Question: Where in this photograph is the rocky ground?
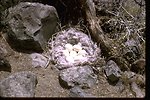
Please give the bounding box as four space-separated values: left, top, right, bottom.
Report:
0 33 69 97
0 0 145 98
0 30 145 97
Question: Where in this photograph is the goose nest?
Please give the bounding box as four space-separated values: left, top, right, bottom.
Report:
48 28 101 70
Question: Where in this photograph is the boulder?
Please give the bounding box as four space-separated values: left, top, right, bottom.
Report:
1 2 59 52
0 71 37 97
0 0 42 30
59 65 97 89
104 60 122 84
0 0 42 15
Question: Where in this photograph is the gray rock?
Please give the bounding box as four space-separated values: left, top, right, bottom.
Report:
59 66 97 89
0 0 42 30
2 2 58 52
0 57 11 72
69 86 96 97
30 53 49 68
131 82 144 98
104 60 122 84
114 80 125 93
0 47 11 72
0 0 41 12
123 39 141 63
0 71 37 97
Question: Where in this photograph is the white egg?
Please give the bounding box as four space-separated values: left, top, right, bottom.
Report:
62 50 70 57
74 55 84 61
78 50 87 56
65 43 73 52
70 50 77 58
73 44 82 52
66 56 74 63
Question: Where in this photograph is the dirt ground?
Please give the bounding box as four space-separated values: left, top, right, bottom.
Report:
0 32 137 97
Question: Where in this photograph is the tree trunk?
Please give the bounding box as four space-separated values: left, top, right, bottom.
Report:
79 0 130 71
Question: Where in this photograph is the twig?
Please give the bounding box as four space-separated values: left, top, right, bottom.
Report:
105 10 119 17
57 22 62 31
101 18 115 26
59 0 67 7
44 55 51 68
81 23 92 41
1 33 7 42
137 32 145 43
125 26 131 41
120 5 135 19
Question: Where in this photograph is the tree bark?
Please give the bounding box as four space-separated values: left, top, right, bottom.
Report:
79 0 130 71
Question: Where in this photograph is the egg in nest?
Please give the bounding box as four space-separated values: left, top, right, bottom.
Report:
65 43 73 52
73 43 82 52
63 43 88 63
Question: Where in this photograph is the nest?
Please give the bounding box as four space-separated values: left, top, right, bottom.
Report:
48 28 101 70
